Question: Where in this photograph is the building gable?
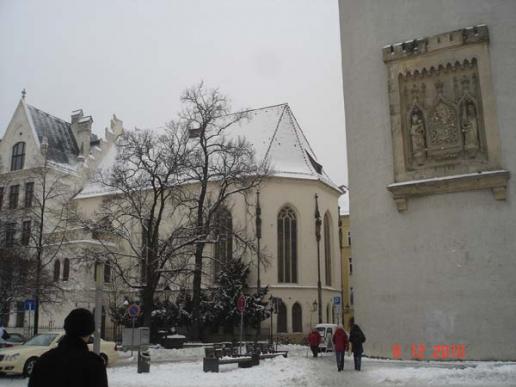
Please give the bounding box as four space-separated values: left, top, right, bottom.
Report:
0 99 43 172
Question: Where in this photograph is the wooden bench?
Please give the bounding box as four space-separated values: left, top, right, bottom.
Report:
245 343 289 360
203 346 259 372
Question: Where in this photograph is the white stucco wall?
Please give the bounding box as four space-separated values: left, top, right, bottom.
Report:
339 0 516 360
73 176 343 336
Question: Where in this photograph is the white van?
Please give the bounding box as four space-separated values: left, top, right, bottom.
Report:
315 323 338 352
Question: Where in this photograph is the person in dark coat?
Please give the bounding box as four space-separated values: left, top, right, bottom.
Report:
348 317 366 371
307 329 322 357
332 325 349 372
28 308 108 387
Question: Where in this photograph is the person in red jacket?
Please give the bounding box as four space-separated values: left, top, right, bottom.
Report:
307 329 322 357
332 326 349 371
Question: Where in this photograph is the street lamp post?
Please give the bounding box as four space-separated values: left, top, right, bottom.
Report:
314 194 323 324
94 261 104 355
256 190 262 338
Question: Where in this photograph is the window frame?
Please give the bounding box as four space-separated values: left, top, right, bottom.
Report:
11 142 26 171
9 185 19 209
5 222 16 247
292 302 303 333
277 206 298 283
24 182 34 208
62 258 70 281
53 260 61 282
213 208 233 280
21 220 31 246
277 301 287 333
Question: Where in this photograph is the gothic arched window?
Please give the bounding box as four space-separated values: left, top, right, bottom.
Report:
277 301 287 333
53 260 61 282
62 258 70 281
214 208 233 280
324 212 332 286
11 142 25 171
292 302 303 333
277 206 297 283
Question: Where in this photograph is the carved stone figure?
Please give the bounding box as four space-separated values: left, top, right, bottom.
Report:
461 100 480 158
409 108 426 165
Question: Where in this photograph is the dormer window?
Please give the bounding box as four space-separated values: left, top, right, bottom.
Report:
305 150 323 174
11 142 26 171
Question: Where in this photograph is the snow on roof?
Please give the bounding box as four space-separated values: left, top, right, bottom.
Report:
339 195 349 215
27 104 80 165
76 103 340 199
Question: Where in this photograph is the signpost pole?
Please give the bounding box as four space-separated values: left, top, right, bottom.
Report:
237 294 246 355
240 310 244 355
131 317 135 357
127 304 141 357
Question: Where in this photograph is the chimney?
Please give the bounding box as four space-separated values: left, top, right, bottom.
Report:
71 109 93 156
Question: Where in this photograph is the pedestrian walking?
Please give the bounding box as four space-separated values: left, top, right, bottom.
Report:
332 325 348 372
349 317 366 371
28 308 108 387
307 329 322 357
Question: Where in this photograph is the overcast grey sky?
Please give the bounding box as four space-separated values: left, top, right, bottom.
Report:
0 0 348 205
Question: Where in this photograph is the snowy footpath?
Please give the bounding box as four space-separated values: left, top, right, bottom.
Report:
2 345 515 387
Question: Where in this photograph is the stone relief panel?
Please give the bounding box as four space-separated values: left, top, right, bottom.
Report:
383 25 509 211
399 59 486 170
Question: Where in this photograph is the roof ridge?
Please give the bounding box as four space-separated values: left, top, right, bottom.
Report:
288 107 317 158
282 105 317 175
223 102 288 118
27 104 71 125
263 105 288 163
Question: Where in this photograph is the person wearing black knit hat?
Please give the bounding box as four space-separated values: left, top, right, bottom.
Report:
28 308 108 387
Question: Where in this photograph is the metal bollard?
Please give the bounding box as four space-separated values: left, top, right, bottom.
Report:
137 348 151 373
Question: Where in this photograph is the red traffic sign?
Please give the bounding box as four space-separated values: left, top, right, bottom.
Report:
128 304 141 318
236 294 246 313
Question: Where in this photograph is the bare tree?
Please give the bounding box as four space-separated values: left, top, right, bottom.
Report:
0 143 72 335
76 83 268 337
78 128 196 327
177 83 269 339
0 247 31 325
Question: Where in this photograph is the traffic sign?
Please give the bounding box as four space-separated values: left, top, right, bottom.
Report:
24 299 35 311
333 296 341 305
128 304 141 318
236 294 246 313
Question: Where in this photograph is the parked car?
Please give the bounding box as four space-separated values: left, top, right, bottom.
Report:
315 323 339 352
0 332 119 377
0 333 26 348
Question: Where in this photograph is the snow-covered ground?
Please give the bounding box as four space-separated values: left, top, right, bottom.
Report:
2 345 515 386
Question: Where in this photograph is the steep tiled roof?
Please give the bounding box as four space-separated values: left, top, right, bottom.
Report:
27 105 79 164
77 103 340 199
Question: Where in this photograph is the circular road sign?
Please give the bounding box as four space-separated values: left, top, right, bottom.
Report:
237 294 246 313
128 304 141 318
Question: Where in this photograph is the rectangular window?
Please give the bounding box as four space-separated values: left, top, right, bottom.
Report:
349 256 353 275
15 301 24 328
0 187 4 210
347 231 351 246
5 223 16 247
21 220 31 246
9 185 19 209
104 263 111 283
24 182 34 208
